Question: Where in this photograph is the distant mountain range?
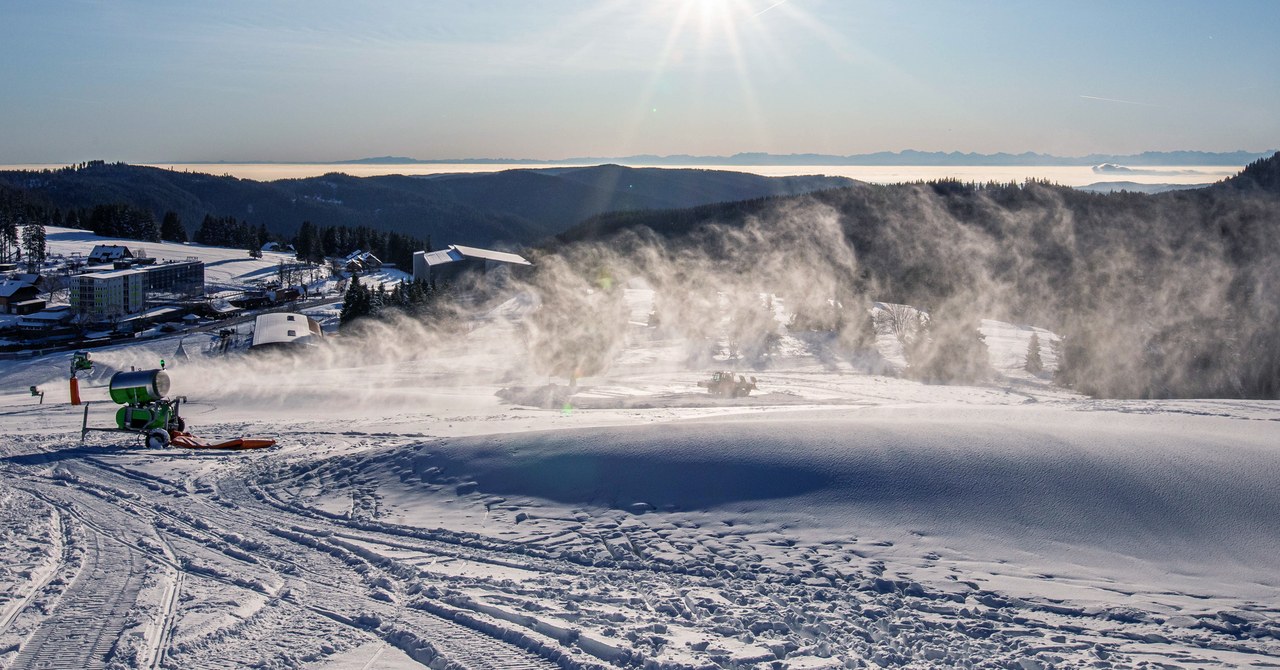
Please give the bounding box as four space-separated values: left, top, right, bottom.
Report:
332 150 1275 167
0 163 854 248
1075 182 1208 194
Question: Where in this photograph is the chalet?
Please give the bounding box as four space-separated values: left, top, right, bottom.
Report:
341 250 383 273
412 244 531 285
87 245 134 264
0 281 40 313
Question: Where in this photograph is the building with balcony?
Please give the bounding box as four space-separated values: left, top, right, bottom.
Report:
71 268 145 321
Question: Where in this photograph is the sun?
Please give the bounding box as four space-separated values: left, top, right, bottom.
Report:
604 0 812 153
683 0 750 42
694 0 736 25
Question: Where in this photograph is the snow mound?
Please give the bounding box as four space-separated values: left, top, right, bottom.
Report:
330 407 1280 570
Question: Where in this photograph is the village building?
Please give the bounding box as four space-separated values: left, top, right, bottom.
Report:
17 305 75 331
0 281 41 314
141 259 205 296
340 250 383 273
70 268 146 320
87 244 134 265
411 244 531 285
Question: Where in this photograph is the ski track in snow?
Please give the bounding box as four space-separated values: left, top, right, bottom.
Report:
1 380 1277 669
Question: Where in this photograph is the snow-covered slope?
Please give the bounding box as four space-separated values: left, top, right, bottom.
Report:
0 277 1277 669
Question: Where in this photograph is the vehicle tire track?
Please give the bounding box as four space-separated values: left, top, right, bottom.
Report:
10 523 146 670
0 506 67 638
60 453 585 669
146 533 183 670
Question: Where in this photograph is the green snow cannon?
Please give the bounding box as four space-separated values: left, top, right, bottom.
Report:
115 403 175 431
109 369 171 405
72 350 93 374
82 369 187 448
108 369 184 435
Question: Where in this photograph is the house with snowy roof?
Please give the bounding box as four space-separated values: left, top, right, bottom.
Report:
17 305 74 331
87 245 134 264
0 280 41 314
340 250 382 273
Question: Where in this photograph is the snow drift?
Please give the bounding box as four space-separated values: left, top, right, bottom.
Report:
311 406 1280 575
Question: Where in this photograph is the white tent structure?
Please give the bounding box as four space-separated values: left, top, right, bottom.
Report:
250 312 323 350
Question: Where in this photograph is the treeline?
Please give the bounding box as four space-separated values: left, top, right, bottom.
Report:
193 214 263 251
0 186 175 243
339 276 451 328
0 180 431 271
0 186 59 269
0 183 189 248
293 221 428 269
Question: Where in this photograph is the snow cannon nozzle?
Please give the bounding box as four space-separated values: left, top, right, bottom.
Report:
108 369 171 405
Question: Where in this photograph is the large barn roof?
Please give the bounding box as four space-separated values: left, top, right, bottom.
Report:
423 245 531 268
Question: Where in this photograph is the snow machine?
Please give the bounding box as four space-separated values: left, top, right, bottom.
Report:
69 350 93 405
80 368 275 450
697 371 758 398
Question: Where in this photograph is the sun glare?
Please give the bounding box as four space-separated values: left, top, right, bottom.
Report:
606 0 819 154
695 0 735 25
681 0 749 42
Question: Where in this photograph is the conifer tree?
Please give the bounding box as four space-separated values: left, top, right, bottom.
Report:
160 211 187 242
1025 332 1044 373
21 221 46 273
0 211 17 263
339 275 371 328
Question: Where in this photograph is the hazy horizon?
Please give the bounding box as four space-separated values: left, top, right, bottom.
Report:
2 1 1277 163
0 161 1246 188
9 147 1276 166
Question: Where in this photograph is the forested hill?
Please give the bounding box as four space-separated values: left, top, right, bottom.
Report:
558 153 1280 399
1216 152 1280 192
0 162 854 247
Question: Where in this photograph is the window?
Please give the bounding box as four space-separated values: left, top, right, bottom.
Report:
287 330 296 336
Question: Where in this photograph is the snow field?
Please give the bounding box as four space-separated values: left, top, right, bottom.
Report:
1 242 1279 667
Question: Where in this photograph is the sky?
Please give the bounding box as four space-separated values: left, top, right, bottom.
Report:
1 0 1277 163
